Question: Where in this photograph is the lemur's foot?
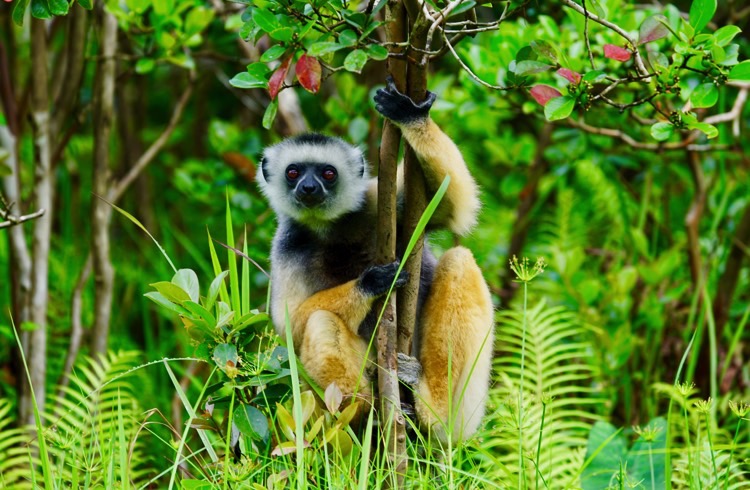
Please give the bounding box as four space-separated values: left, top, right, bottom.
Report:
397 352 422 387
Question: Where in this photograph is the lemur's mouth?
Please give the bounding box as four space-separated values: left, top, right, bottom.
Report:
296 194 325 207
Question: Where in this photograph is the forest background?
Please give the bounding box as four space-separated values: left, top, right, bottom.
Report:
1 0 750 488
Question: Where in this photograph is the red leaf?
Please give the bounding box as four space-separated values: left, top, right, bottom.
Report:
268 56 292 100
295 54 322 94
530 85 562 106
557 68 582 84
603 44 632 62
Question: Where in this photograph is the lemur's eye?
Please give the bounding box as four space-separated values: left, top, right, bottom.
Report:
286 166 300 180
321 166 337 182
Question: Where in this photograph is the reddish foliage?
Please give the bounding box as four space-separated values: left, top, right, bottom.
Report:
530 85 562 106
557 68 582 84
603 44 632 62
268 56 292 100
295 55 322 94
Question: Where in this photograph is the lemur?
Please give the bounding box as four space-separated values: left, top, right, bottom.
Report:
256 78 494 443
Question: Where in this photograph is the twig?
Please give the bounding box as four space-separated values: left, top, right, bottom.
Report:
442 31 511 90
566 118 727 151
559 0 649 77
0 206 46 228
108 80 194 203
582 0 596 70
57 256 92 397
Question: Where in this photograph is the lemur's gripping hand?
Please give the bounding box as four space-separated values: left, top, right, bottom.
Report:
358 261 409 297
374 76 436 125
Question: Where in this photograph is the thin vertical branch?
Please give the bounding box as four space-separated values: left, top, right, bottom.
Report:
396 1 431 363
90 5 118 357
376 0 408 484
26 18 53 425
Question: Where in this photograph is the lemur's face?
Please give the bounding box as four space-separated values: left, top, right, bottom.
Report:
284 162 338 208
258 134 370 229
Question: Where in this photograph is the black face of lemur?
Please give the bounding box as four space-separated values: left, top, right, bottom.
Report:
285 162 338 207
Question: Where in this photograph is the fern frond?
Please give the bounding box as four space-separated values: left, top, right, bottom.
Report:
477 301 605 487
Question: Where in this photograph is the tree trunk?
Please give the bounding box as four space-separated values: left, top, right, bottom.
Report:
90 5 118 357
26 18 53 425
396 3 430 358
376 1 408 484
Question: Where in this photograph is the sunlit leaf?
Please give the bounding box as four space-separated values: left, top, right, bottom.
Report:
714 25 741 47
343 49 368 73
650 122 673 141
689 0 716 33
728 61 750 82
689 82 718 108
513 60 553 75
544 95 576 120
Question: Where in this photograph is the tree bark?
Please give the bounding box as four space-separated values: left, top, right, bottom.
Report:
26 18 53 425
376 1 408 484
396 4 430 357
90 5 118 357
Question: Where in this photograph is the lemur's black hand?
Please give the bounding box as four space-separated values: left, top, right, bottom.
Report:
374 76 436 124
358 261 409 297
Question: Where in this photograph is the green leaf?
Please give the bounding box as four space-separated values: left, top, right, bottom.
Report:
182 301 216 327
229 72 266 89
449 0 475 17
307 42 344 57
150 282 191 304
689 0 716 33
338 29 358 47
714 25 741 47
135 58 155 74
690 82 718 108
144 292 191 317
582 70 606 83
544 96 575 121
172 269 200 303
185 6 215 36
650 122 673 141
343 49 368 73
260 45 287 63
689 121 718 139
513 60 553 75
234 404 270 442
581 422 627 490
213 343 238 374
12 0 30 25
77 0 93 9
268 27 294 42
30 0 52 19
365 44 388 61
252 8 280 32
262 99 278 130
728 61 750 82
206 270 229 313
48 0 68 16
530 40 558 63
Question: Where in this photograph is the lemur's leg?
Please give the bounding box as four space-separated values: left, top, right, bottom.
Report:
414 246 494 443
291 262 408 406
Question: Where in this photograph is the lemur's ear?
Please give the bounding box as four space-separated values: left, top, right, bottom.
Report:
258 157 268 182
358 155 366 178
